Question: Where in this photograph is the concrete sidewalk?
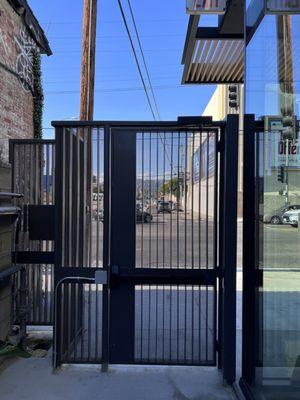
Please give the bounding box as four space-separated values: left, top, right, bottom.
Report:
0 353 235 400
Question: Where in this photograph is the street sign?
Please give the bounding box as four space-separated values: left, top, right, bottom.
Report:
186 0 227 14
266 0 300 13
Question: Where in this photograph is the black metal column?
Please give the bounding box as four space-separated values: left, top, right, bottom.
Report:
241 114 257 386
101 125 110 368
54 126 64 367
221 114 238 385
109 128 136 363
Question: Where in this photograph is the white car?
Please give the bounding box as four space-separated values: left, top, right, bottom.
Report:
282 209 300 227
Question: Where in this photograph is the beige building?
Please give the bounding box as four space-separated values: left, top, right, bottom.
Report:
186 85 244 218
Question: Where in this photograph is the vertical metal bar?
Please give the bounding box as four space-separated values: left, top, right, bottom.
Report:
54 126 65 367
102 125 110 366
169 132 174 361
222 115 238 385
191 132 195 361
140 132 144 359
218 126 225 370
205 133 209 363
176 132 180 362
198 130 202 363
241 114 256 385
177 133 180 269
109 128 136 364
141 132 144 268
149 133 152 268
184 131 188 362
162 131 166 360
213 129 219 367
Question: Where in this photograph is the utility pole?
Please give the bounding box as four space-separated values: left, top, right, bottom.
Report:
80 0 98 121
80 0 98 269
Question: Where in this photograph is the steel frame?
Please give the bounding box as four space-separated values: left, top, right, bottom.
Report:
51 117 239 384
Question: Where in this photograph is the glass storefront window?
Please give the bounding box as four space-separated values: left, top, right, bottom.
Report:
246 14 300 400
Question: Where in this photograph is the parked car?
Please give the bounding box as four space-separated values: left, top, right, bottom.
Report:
264 205 300 224
290 215 299 228
157 201 172 214
94 207 153 223
136 207 153 223
94 209 104 221
173 202 184 212
282 210 300 228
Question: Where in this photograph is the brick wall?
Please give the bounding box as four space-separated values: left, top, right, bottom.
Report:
0 0 38 164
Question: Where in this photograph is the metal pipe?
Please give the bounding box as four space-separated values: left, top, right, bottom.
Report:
53 276 95 370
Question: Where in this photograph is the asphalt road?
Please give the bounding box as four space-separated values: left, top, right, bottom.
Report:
91 211 216 269
91 212 300 270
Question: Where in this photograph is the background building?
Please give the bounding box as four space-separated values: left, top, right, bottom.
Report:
0 0 51 164
0 0 50 353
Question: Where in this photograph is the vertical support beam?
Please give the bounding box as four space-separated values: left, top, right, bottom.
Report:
101 125 110 369
218 125 225 370
109 128 136 363
222 114 238 385
53 126 64 368
241 114 256 385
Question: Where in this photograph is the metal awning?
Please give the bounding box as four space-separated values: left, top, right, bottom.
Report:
181 16 244 84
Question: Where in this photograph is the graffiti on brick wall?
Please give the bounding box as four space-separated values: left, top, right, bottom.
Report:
0 26 13 68
14 26 36 92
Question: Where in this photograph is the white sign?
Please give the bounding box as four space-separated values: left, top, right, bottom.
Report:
277 139 300 167
266 0 300 12
186 0 227 14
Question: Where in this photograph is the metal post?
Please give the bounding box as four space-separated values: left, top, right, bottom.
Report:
241 114 257 386
109 128 136 364
221 114 238 385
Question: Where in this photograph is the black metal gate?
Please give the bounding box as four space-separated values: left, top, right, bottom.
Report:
52 116 238 381
10 139 55 325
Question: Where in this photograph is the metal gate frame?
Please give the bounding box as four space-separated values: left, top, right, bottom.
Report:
9 139 55 326
51 115 238 384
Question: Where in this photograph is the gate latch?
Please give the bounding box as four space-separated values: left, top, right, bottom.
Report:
94 270 108 285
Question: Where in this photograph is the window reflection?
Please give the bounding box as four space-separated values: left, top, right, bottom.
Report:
246 14 300 400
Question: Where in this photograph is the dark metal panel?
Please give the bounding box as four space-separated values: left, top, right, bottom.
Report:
28 205 55 240
109 128 136 364
217 127 225 370
111 266 217 286
13 251 54 264
221 115 238 385
102 125 110 367
54 127 64 366
242 114 257 385
218 0 244 35
196 27 244 40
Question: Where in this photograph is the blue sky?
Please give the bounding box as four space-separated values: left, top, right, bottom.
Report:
29 0 216 139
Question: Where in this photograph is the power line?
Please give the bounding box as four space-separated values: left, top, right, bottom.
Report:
126 0 171 166
126 0 160 120
53 48 181 54
116 0 156 120
41 18 187 25
45 83 183 95
48 33 182 40
44 75 180 84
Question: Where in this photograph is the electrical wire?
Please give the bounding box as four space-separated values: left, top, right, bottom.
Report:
116 0 156 120
126 0 173 165
126 0 160 121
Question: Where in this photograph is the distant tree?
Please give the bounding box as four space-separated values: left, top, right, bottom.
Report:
159 177 180 200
